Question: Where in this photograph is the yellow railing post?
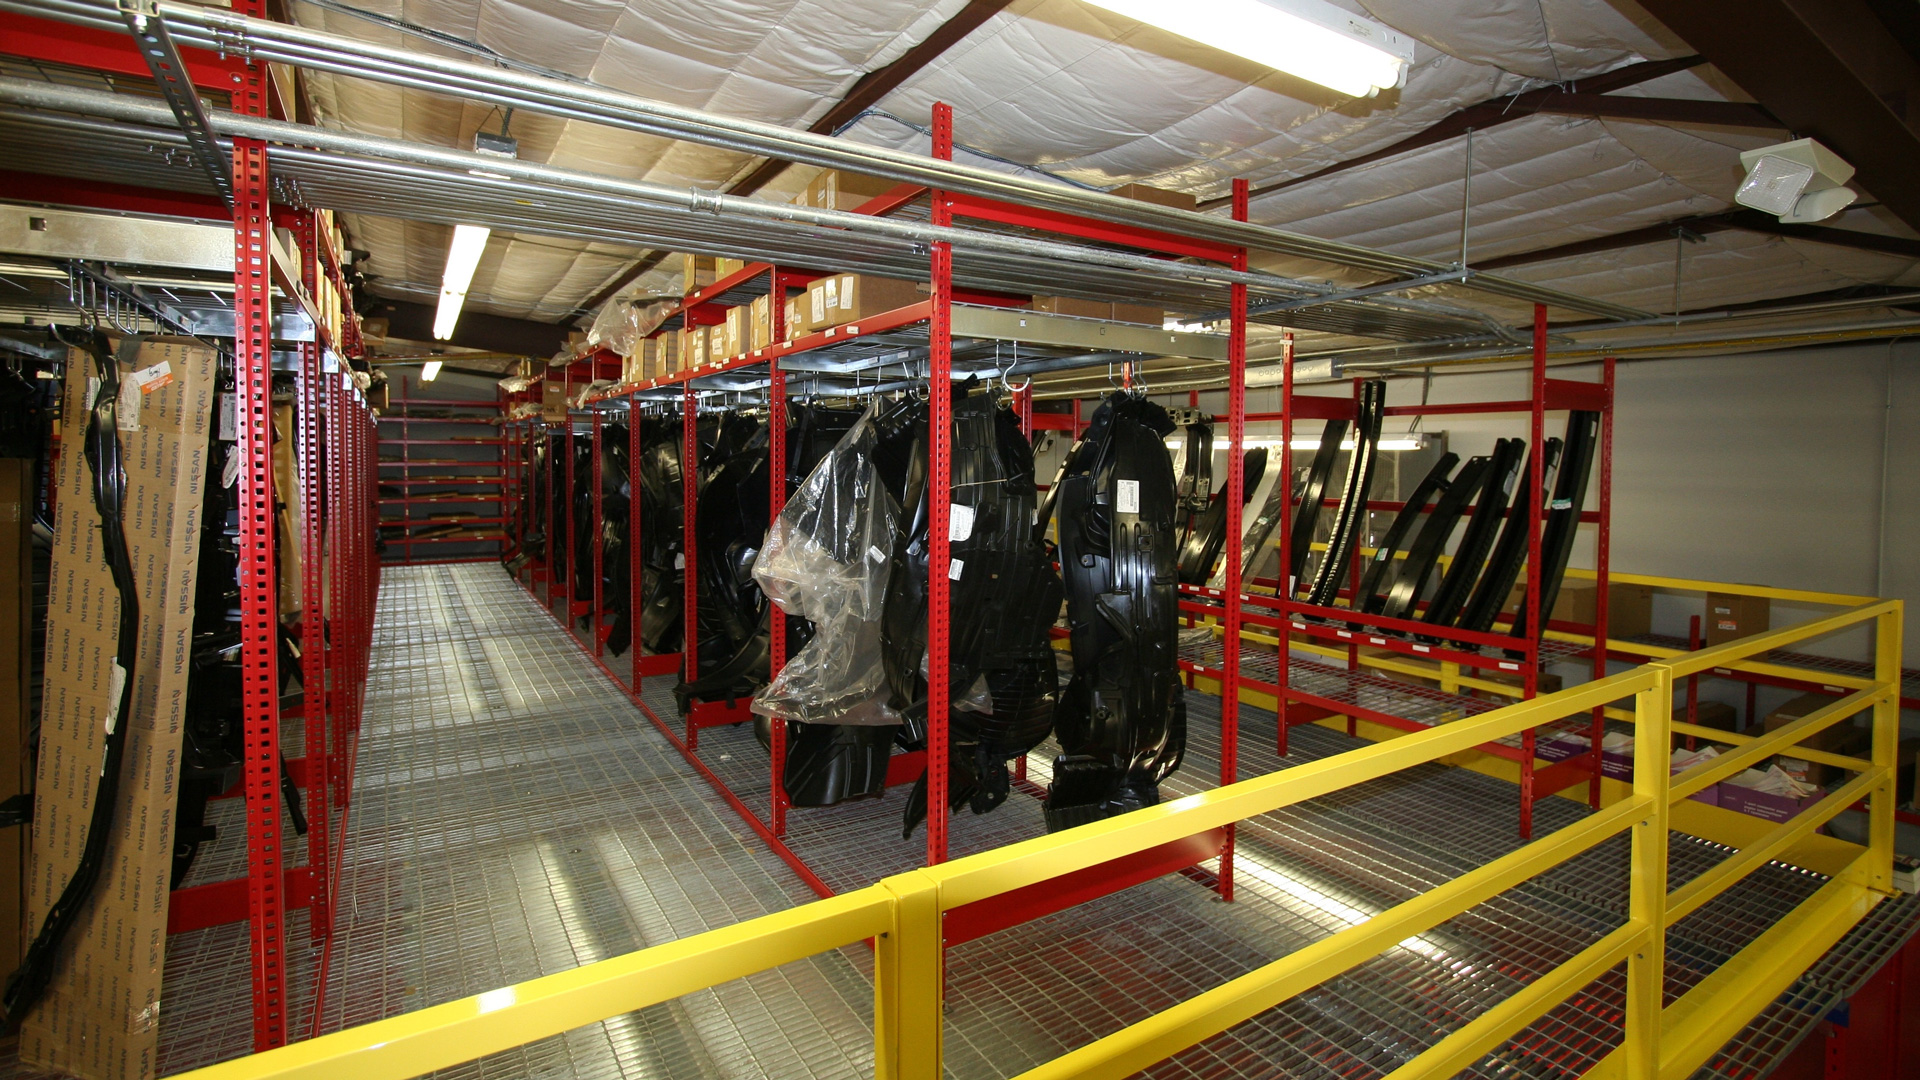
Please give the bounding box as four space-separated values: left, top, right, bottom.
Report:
875 870 943 1080
1866 606 1904 893
1624 666 1671 1080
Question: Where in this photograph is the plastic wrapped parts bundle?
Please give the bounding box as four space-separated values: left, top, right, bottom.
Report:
1044 391 1186 832
883 386 1064 837
751 404 903 806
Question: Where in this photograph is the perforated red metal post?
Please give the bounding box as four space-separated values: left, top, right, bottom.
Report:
1219 177 1249 901
769 271 790 836
1520 302 1548 840
294 212 332 941
682 382 699 743
592 410 604 657
629 394 645 688
927 101 955 866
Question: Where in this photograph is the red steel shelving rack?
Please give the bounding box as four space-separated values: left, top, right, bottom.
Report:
377 381 509 564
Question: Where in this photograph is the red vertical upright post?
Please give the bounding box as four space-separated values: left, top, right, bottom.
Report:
544 388 557 594
926 101 955 866
1519 302 1548 840
294 213 332 942
682 383 699 744
769 271 791 836
1589 356 1615 807
592 411 604 656
564 384 577 617
1219 177 1248 901
1276 332 1295 755
629 394 645 688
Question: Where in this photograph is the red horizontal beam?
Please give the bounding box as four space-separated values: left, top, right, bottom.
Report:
0 11 241 89
944 828 1229 946
0 170 230 221
948 193 1239 264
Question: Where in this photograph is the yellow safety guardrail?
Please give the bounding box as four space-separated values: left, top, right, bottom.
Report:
177 601 1903 1080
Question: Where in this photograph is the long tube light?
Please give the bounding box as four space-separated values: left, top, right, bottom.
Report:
420 359 442 382
1083 0 1414 98
1168 435 1432 452
432 223 490 340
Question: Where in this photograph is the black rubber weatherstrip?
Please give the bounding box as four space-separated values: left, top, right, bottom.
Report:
1377 455 1491 623
1176 421 1212 512
1421 437 1526 630
1509 411 1601 641
1285 418 1349 593
3 330 140 1030
1175 447 1267 586
1354 452 1459 615
1305 380 1386 607
1456 437 1562 634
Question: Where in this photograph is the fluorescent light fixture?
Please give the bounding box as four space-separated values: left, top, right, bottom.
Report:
1168 434 1431 452
1084 0 1413 98
1734 138 1856 224
420 359 443 382
432 224 491 340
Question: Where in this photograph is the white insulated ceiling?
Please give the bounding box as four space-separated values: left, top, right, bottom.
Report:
291 0 1920 330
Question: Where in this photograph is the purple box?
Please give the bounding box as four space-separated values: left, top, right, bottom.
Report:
1534 736 1585 764
1718 784 1817 822
1602 751 1632 780
1682 783 1720 808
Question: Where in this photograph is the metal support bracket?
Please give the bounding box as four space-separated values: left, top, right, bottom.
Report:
119 0 235 208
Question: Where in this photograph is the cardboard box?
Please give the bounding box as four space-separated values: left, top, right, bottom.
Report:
683 325 708 369
541 379 568 422
750 294 773 352
716 257 745 280
1706 591 1769 646
721 306 747 361
1109 181 1198 212
1030 295 1165 327
808 274 923 330
1761 693 1871 787
1505 579 1651 637
680 253 717 294
1 460 31 977
1718 783 1818 823
783 296 803 341
659 331 680 376
24 339 215 1079
806 169 897 211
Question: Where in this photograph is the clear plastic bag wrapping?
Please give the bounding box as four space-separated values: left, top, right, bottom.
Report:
752 407 903 725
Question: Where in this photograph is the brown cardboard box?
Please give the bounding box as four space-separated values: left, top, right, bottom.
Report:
716 257 746 280
23 338 215 1079
680 253 717 294
722 306 747 361
783 296 803 341
1706 592 1769 646
1109 181 1198 212
806 169 897 211
541 379 568 421
1030 295 1164 327
659 331 680 376
1 460 31 977
750 294 773 352
1504 579 1652 638
1760 693 1871 787
685 325 709 369
808 274 923 330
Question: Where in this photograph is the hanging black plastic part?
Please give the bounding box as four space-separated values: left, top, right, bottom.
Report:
1509 411 1601 642
1305 381 1386 607
1377 455 1492 623
3 330 140 1032
1175 447 1266 586
1421 437 1526 631
0 794 30 828
1456 438 1562 634
1353 452 1459 616
1286 418 1349 592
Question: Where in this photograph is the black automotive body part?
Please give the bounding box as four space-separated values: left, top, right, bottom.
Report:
884 388 1063 837
674 413 772 712
595 423 634 654
1457 438 1562 635
1420 437 1526 631
1285 419 1349 591
1377 455 1492 623
1509 411 1601 641
3 332 139 1030
635 416 686 654
1175 421 1212 512
1304 381 1386 606
1175 447 1267 586
1353 452 1459 616
1045 392 1185 832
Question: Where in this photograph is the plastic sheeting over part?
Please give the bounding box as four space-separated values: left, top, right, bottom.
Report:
752 406 902 727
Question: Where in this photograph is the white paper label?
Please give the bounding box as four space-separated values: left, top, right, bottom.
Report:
811 289 826 324
219 392 238 440
117 375 142 431
222 445 241 489
838 275 855 310
1115 479 1139 514
104 660 127 735
674 553 686 569
129 359 173 394
823 277 839 310
1550 498 1573 510
868 545 888 564
948 503 975 542
948 558 963 580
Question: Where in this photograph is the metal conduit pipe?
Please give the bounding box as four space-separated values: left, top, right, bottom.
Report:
9 0 1649 321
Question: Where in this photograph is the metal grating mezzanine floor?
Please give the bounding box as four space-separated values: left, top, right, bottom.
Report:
133 563 1919 1080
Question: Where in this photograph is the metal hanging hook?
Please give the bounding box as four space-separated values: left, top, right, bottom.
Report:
1000 341 1030 395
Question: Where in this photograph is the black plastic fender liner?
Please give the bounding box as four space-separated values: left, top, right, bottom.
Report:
1421 437 1526 630
3 331 140 1030
1509 411 1601 641
765 719 894 807
1285 419 1350 592
1354 452 1460 616
1457 438 1562 635
1377 455 1492 623
1175 448 1267 586
676 413 773 708
1305 381 1387 607
1045 392 1185 832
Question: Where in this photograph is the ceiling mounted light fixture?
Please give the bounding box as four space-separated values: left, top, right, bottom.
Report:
1083 0 1414 98
1734 138 1857 224
420 359 443 382
432 223 490 340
